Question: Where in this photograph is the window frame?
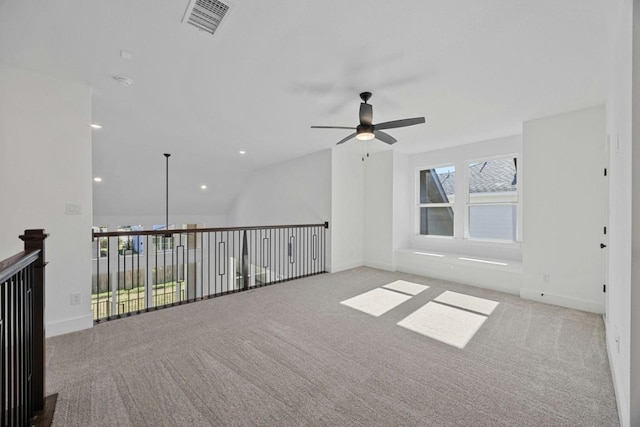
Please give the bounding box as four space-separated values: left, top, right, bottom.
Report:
415 163 456 238
415 154 521 244
464 154 520 243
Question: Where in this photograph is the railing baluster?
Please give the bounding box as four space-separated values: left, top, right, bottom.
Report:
214 232 219 296
20 269 26 425
1 272 5 427
136 237 141 313
107 237 111 319
95 235 99 321
122 239 126 316
145 235 150 312
242 230 248 291
89 223 327 322
200 232 204 299
207 232 211 297
12 274 17 425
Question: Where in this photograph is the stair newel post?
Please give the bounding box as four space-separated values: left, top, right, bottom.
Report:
19 229 48 412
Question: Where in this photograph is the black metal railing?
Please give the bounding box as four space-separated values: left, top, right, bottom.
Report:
0 229 54 426
91 222 328 322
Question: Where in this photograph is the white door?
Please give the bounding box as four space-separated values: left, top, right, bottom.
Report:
602 135 611 321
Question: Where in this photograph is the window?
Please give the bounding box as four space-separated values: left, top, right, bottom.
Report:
416 155 520 243
418 166 455 236
152 224 174 252
467 158 518 241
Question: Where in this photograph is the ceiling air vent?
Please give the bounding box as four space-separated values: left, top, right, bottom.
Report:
183 0 231 36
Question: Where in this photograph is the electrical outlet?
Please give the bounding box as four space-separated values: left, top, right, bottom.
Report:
70 293 81 306
543 273 550 283
446 264 454 270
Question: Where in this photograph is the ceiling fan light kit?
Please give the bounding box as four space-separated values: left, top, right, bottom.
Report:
311 91 425 146
356 125 375 140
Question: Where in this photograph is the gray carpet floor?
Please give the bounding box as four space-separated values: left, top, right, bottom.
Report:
46 267 620 426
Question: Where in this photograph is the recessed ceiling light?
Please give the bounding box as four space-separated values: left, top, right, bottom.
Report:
239 150 246 155
94 177 103 182
113 75 134 86
200 185 207 190
90 123 102 129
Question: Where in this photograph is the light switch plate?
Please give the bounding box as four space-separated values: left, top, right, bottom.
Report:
66 203 81 215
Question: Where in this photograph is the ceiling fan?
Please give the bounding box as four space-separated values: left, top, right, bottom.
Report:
311 92 425 145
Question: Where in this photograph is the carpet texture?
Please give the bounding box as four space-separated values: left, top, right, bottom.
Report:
46 267 619 426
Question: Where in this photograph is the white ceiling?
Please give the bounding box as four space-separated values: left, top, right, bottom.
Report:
0 0 613 216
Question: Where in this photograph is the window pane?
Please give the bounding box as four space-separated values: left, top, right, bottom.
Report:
468 205 516 241
152 224 174 252
420 207 454 236
468 159 517 203
419 166 455 204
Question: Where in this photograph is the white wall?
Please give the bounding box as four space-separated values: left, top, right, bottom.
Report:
606 1 632 425
0 64 93 337
521 105 606 314
363 150 394 270
226 149 332 267
404 135 522 261
630 1 640 425
388 136 522 295
227 150 331 227
330 143 364 272
93 214 226 231
393 151 411 253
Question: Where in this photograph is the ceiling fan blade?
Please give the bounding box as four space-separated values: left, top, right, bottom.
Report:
359 103 372 126
374 131 397 145
336 133 357 145
311 126 356 130
374 117 425 130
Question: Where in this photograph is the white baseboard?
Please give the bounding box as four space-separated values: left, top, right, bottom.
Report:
605 318 629 427
519 289 604 314
394 250 521 295
46 314 93 337
329 260 364 273
363 260 395 272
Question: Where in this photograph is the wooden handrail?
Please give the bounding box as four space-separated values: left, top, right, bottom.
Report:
93 222 330 238
0 249 40 284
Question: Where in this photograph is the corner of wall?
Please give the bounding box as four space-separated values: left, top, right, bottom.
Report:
47 315 93 338
0 64 95 338
330 143 364 272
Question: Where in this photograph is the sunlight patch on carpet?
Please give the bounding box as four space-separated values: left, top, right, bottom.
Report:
382 280 429 296
340 288 412 317
433 291 499 315
397 302 488 349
